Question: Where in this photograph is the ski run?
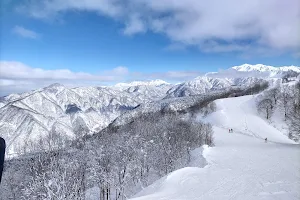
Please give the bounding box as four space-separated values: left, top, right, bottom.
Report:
130 95 300 200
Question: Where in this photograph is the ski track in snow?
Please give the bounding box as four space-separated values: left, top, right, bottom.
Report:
131 95 300 200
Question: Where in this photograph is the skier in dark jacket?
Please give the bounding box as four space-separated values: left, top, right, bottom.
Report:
0 137 5 184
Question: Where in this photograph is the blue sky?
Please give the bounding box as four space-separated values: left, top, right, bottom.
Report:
0 0 299 95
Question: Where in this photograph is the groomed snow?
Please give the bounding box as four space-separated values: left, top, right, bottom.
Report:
130 95 300 200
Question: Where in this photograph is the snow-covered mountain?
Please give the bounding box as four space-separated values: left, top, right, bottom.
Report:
166 76 262 98
165 64 299 98
231 64 300 77
1 64 299 156
0 82 172 155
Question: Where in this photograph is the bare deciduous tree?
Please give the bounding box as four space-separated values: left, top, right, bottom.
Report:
258 98 274 119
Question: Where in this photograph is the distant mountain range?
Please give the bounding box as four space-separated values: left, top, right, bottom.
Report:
232 64 300 77
0 64 299 156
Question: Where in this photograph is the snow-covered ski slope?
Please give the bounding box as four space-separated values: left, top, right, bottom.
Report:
131 95 300 200
204 95 294 144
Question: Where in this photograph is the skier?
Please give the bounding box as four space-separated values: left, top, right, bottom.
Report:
231 128 233 132
265 138 268 143
0 137 5 184
229 129 231 133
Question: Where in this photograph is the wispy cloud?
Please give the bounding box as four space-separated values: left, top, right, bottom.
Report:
12 25 40 39
123 14 146 35
16 0 300 55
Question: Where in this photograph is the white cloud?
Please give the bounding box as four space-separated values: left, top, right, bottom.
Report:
16 0 300 55
0 61 204 95
140 71 204 82
17 0 122 19
0 61 130 95
0 61 127 81
12 25 39 39
165 71 203 79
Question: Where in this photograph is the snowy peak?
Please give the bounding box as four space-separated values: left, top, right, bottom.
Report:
232 64 300 73
43 83 66 93
232 64 276 72
278 66 300 72
44 83 65 89
115 79 170 87
231 64 300 78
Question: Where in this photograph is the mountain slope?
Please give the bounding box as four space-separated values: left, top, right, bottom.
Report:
166 76 263 98
0 83 172 155
131 95 299 200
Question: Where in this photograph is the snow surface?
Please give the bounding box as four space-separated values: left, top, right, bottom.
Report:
130 95 300 200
